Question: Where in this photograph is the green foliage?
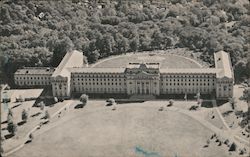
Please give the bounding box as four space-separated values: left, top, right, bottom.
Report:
8 108 13 117
169 99 174 106
44 110 50 120
7 122 17 136
0 0 249 84
40 101 45 111
229 97 236 110
21 109 28 122
107 98 115 105
80 94 88 105
7 114 13 124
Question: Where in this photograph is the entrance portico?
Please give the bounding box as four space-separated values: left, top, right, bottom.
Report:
125 63 160 96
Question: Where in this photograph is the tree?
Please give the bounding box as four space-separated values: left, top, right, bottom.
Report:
243 88 250 104
130 37 139 52
168 99 174 106
80 94 88 107
29 133 34 142
196 92 201 102
229 97 237 110
54 97 58 103
7 113 13 124
101 35 115 56
0 144 3 156
107 98 116 106
197 99 202 106
40 101 45 111
44 110 50 120
1 134 5 142
8 108 13 117
7 122 17 136
22 109 28 123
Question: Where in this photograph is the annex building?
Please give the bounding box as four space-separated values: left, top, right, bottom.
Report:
14 50 234 100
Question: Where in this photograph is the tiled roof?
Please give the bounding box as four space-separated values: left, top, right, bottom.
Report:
15 67 55 75
214 51 233 78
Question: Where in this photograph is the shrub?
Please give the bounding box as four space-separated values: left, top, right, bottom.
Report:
7 122 17 136
22 109 28 122
44 110 50 120
80 94 88 107
107 98 116 106
168 99 174 106
40 101 45 111
229 142 237 151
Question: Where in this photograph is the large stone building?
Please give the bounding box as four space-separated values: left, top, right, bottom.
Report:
14 50 234 99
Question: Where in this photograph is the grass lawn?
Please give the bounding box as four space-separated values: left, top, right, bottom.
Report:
1 99 73 153
92 52 202 69
10 102 234 157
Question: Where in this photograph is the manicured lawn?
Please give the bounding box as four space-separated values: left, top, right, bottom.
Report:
10 102 233 157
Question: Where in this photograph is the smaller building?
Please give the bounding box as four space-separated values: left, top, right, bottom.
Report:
51 50 85 98
14 67 55 87
214 51 234 99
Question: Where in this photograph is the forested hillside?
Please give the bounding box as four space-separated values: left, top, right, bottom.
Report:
0 0 249 84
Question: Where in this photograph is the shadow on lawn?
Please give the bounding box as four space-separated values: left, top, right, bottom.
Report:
4 134 14 139
105 103 113 106
1 127 7 131
25 140 32 144
17 121 26 126
31 112 41 118
1 121 7 124
74 104 85 109
12 103 22 109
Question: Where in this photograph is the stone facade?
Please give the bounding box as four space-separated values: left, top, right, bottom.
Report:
14 50 234 100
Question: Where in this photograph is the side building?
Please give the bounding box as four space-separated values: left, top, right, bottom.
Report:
14 67 55 87
51 50 85 98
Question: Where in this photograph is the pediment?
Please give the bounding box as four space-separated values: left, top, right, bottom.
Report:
134 71 153 78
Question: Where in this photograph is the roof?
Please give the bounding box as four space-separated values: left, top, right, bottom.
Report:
69 67 125 73
15 67 55 75
214 51 233 78
160 68 220 74
52 50 83 77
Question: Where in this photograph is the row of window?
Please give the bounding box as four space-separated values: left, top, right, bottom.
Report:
161 82 215 86
73 82 125 86
161 88 213 93
72 74 125 78
73 87 125 92
16 81 51 85
161 75 216 78
160 79 215 82
73 78 125 81
16 76 50 80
